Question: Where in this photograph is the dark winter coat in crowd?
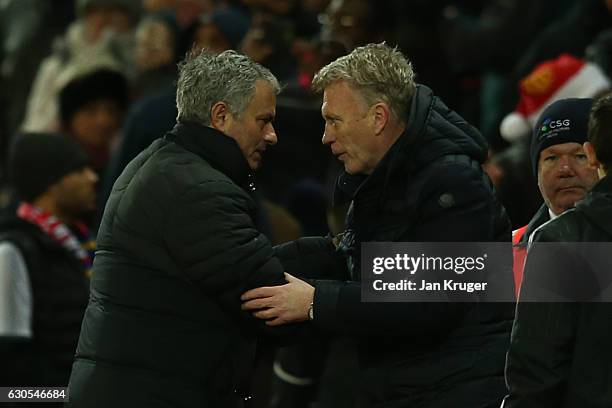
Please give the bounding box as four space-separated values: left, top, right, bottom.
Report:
0 213 89 389
504 175 612 408
276 84 515 407
67 122 297 408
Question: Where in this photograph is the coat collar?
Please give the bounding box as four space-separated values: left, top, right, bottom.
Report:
518 203 551 245
333 84 487 207
165 121 254 188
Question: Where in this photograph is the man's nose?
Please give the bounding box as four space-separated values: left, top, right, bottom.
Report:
322 127 334 145
264 124 277 146
558 157 575 176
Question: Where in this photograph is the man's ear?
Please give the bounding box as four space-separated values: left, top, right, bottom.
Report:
584 141 601 170
210 101 231 132
372 102 390 136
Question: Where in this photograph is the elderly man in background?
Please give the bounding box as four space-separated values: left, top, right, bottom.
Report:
503 94 612 408
510 98 599 295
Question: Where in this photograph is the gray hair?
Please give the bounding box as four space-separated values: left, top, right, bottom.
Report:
176 50 280 126
312 43 415 123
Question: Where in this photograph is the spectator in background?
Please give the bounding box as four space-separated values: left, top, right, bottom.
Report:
500 55 610 144
58 68 129 179
510 99 599 295
0 0 75 144
21 0 140 133
319 0 384 52
241 0 321 40
133 11 180 98
486 54 609 228
143 0 214 29
0 133 95 397
241 17 297 82
503 93 612 408
180 7 250 56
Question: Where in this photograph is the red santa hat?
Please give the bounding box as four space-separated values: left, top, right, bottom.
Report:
500 54 610 142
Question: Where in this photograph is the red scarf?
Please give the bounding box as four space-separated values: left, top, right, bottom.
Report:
17 202 93 271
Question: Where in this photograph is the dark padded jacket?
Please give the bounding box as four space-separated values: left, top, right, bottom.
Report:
68 122 295 408
277 85 515 407
504 175 612 408
0 214 89 390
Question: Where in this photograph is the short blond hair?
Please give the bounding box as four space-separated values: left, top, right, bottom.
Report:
312 43 415 123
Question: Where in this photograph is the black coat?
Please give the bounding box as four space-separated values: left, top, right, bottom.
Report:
504 175 612 408
277 85 515 407
68 122 296 408
0 215 89 390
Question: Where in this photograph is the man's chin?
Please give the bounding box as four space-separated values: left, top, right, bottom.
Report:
555 194 586 212
248 160 261 171
343 163 366 176
343 161 356 174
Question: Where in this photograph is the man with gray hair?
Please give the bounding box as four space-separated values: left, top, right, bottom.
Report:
242 43 515 406
67 50 296 407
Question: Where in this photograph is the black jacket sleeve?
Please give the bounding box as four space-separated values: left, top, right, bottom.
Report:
274 236 348 281
312 280 471 337
165 179 299 338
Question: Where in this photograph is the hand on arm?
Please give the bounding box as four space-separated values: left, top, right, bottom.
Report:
241 273 314 326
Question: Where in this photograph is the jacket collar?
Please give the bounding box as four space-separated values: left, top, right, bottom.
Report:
518 203 551 245
165 121 253 188
334 84 487 206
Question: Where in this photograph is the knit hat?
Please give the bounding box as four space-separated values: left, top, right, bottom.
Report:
200 8 251 49
530 98 593 177
8 133 90 202
59 68 129 126
501 54 609 143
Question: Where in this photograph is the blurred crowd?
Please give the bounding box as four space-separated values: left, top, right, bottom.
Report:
2 0 612 232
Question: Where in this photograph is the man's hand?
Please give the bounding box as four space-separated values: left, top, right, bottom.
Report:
241 273 314 326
